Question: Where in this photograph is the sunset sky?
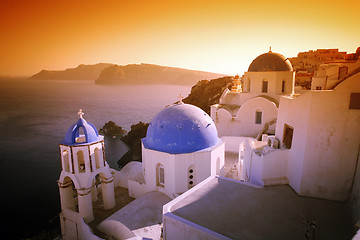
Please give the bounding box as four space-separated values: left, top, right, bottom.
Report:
0 0 359 76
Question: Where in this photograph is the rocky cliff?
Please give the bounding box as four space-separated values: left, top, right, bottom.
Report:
31 63 114 80
183 76 233 114
117 122 149 168
95 63 225 85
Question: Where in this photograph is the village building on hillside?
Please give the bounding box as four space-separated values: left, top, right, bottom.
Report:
289 47 360 89
57 49 360 240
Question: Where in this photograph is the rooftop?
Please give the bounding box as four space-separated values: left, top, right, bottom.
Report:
165 176 354 240
248 51 293 72
98 191 171 239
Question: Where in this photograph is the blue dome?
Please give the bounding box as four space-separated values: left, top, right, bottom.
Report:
143 103 219 154
61 117 100 145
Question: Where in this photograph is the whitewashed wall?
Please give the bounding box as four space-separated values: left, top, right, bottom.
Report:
276 72 360 201
141 141 225 199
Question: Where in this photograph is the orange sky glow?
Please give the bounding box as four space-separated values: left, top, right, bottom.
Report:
1 0 359 76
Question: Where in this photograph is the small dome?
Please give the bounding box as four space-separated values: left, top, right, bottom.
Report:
143 103 219 154
248 51 293 72
61 111 100 145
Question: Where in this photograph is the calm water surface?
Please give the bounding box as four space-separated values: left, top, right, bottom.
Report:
0 79 191 238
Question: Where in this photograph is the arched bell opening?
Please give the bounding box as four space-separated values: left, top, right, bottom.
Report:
94 147 103 169
75 127 86 143
60 176 78 212
91 172 115 210
77 150 86 173
62 150 71 172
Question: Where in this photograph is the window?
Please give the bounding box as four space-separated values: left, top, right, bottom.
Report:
283 124 294 149
316 86 322 90
262 80 268 93
156 164 165 187
255 110 262 125
95 148 102 169
338 66 348 79
349 93 360 109
63 150 70 172
159 167 164 184
188 166 195 189
282 81 285 93
77 151 85 173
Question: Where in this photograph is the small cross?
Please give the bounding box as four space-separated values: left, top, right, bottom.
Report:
178 94 184 103
269 46 272 52
78 109 84 118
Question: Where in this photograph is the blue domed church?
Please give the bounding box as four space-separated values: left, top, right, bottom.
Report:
134 102 225 198
58 110 115 229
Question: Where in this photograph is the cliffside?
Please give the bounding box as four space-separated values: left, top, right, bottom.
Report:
95 63 225 85
183 76 233 114
31 63 114 80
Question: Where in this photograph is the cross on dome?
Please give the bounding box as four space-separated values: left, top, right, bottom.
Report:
269 46 272 52
78 109 84 118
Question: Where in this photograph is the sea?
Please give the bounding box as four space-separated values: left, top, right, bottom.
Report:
0 78 191 239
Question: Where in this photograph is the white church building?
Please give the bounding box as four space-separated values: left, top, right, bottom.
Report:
211 50 295 138
57 50 360 240
115 102 225 200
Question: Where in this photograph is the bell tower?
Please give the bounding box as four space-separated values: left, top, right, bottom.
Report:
57 110 115 226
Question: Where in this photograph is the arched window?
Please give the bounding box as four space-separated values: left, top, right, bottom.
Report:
188 165 195 189
63 150 70 172
76 127 86 143
77 151 85 173
95 148 102 169
255 110 262 125
156 164 165 187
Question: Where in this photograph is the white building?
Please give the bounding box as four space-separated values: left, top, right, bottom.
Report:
211 49 295 138
210 50 360 201
311 61 360 90
120 102 225 199
244 65 360 201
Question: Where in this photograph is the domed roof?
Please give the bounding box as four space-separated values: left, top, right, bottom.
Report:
61 110 100 145
248 51 293 72
142 103 219 154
